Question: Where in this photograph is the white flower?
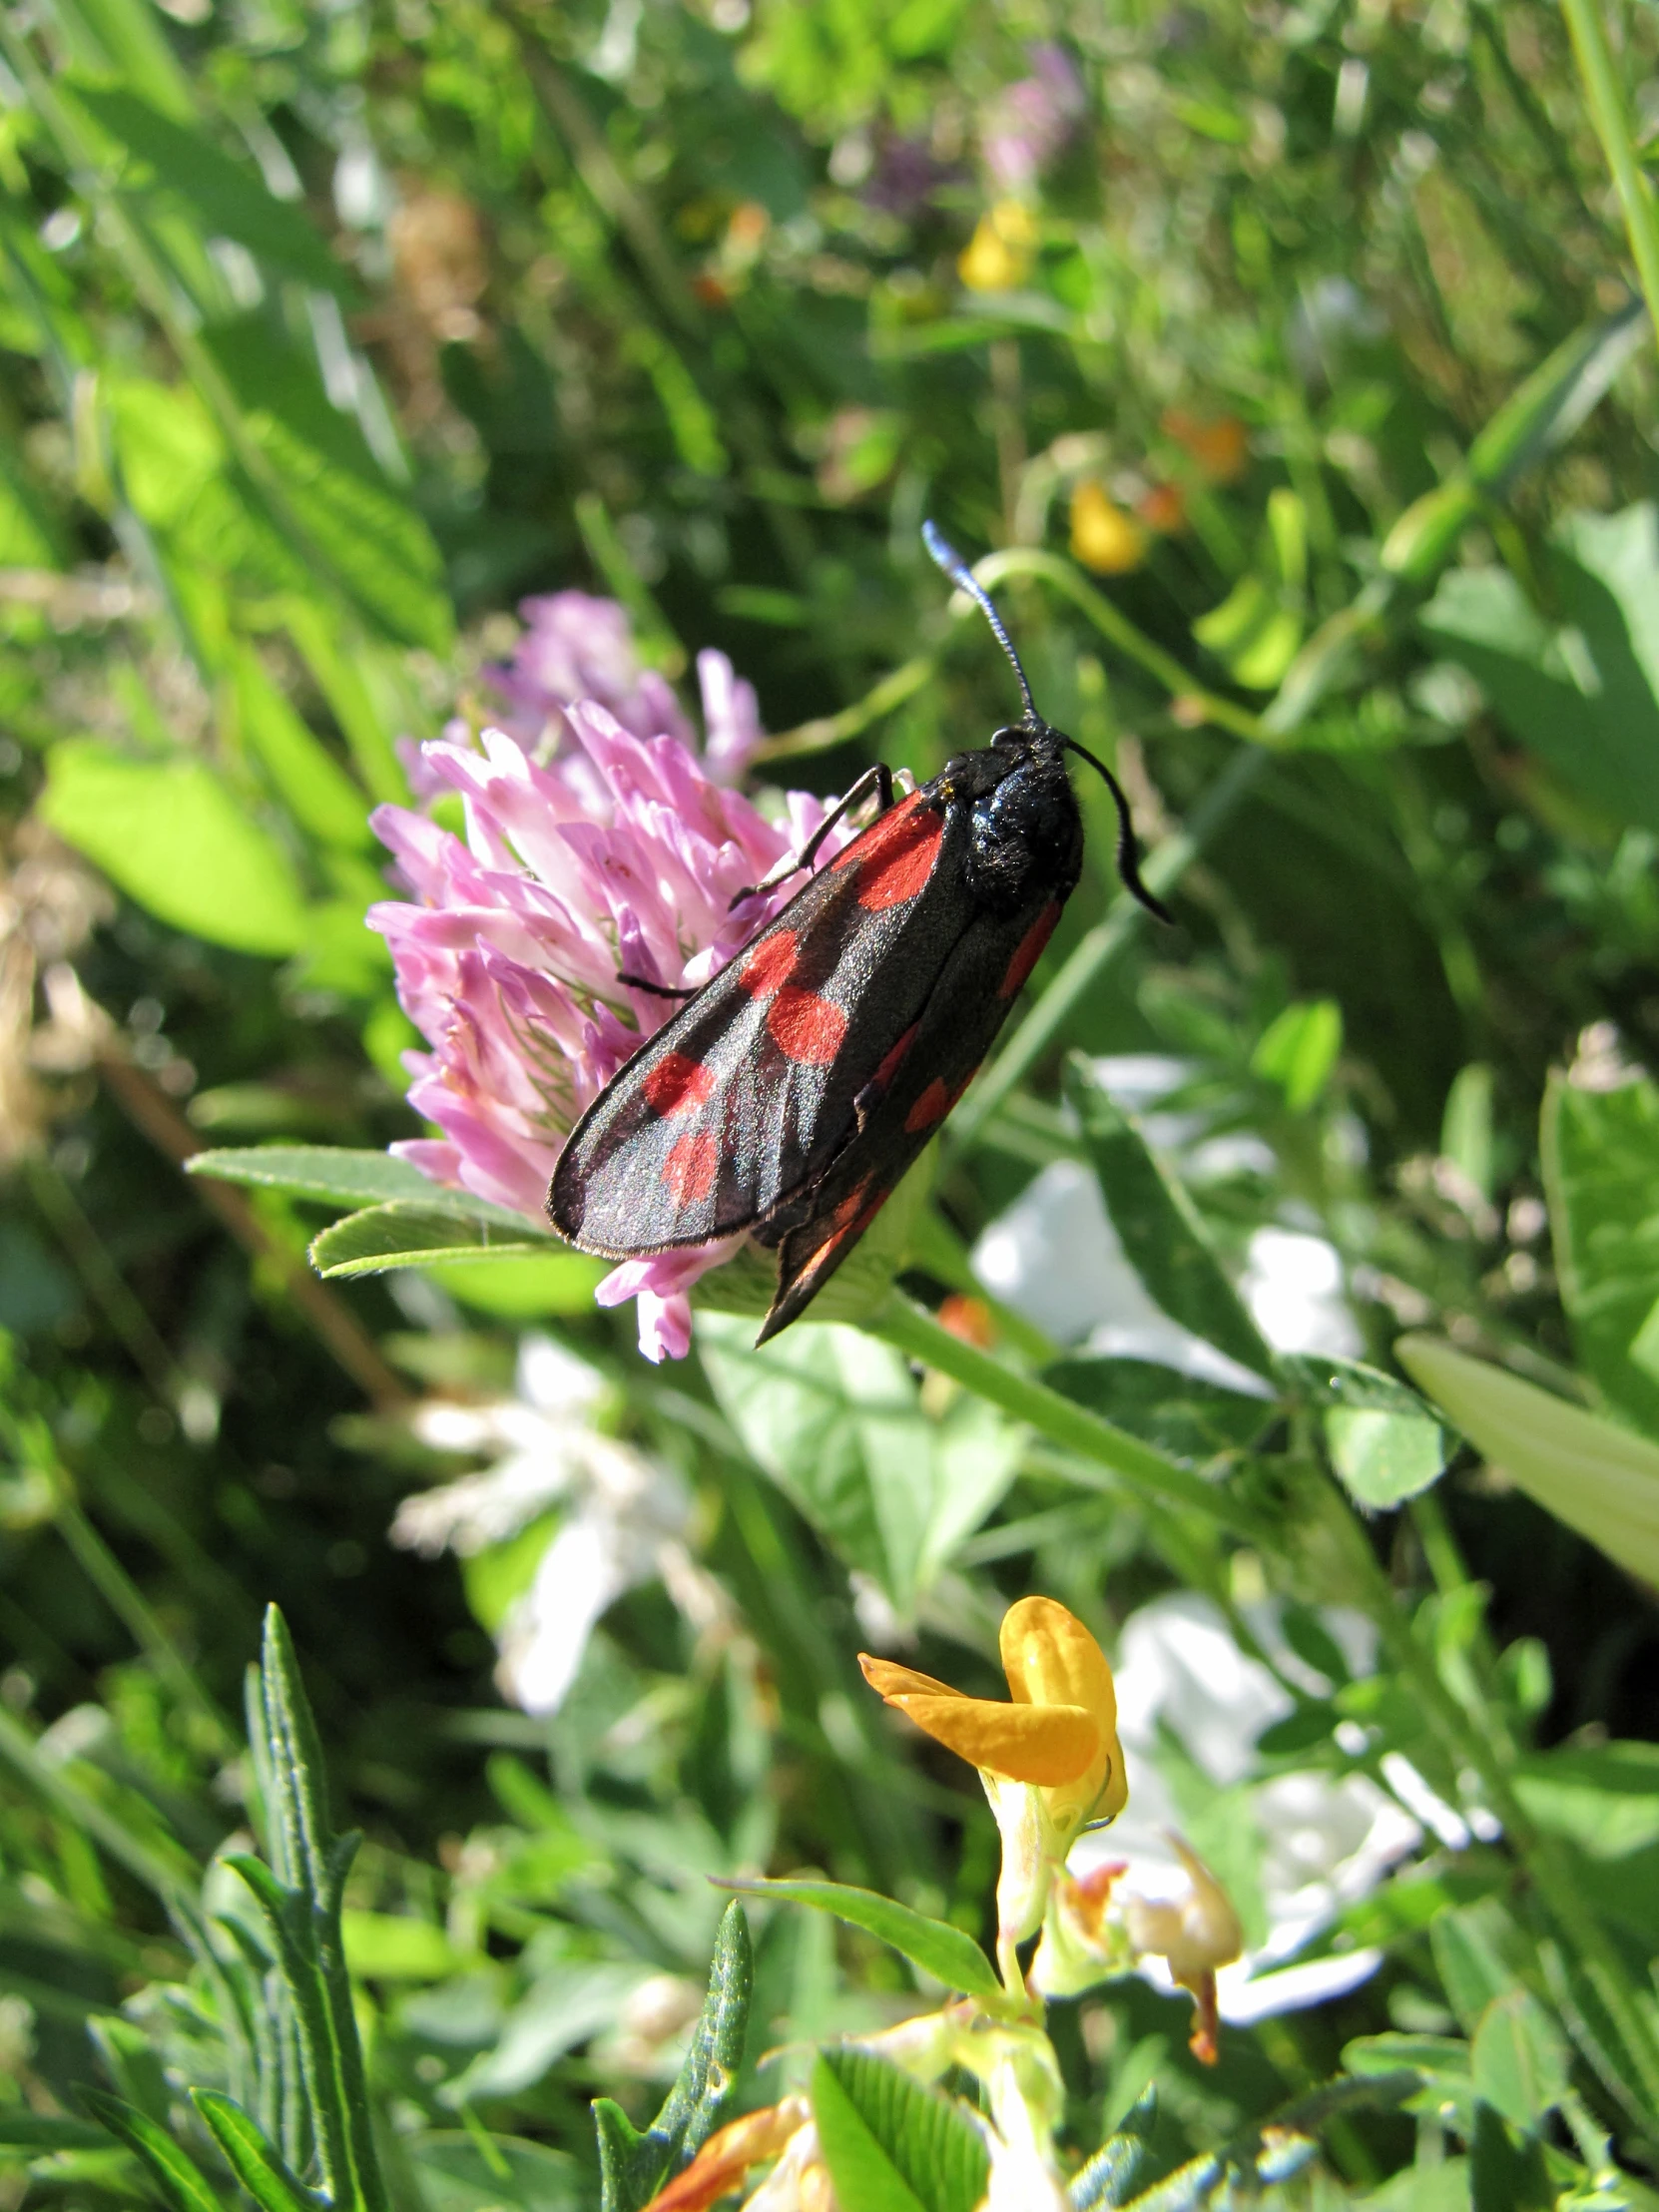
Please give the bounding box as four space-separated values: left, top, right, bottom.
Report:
1072 1593 1419 2020
969 1048 1360 1377
1240 1227 1361 1358
971 1158 1269 1391
391 1335 726 1715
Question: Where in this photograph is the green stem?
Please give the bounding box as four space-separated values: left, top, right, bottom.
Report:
26 1157 185 1407
758 654 936 763
973 547 1265 743
1560 0 1659 359
0 1702 195 1906
870 1296 1271 1539
51 1481 238 1757
1319 1484 1659 2118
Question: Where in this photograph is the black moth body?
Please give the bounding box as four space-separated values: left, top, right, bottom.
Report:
547 526 1168 1345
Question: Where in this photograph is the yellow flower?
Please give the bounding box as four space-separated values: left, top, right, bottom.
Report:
861 1598 1127 1979
1069 480 1146 574
958 200 1038 291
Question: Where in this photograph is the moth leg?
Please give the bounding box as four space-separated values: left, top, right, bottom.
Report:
617 971 698 999
728 763 894 909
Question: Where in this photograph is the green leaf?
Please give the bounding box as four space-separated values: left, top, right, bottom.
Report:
38 743 310 955
1380 301 1648 586
1042 1356 1273 1465
340 1911 465 1981
1430 1901 1529 2036
231 646 373 851
1420 503 1659 834
1442 1063 1495 1206
64 83 355 298
444 1966 647 2105
0 2113 123 2153
428 1253 611 1317
1341 2035 1476 2133
1395 1334 1659 1583
249 1607 387 2212
1469 1991 1568 2131
645 1900 752 2165
1511 1739 1659 1860
1468 2100 1552 2212
1063 1056 1276 1382
78 2091 224 2212
186 1146 531 1232
1465 297 1648 491
593 1902 752 2212
1251 999 1343 1112
202 318 450 654
310 1204 555 1280
191 2094 318 2212
814 2050 988 2212
1345 2032 1473 2082
1539 1070 1659 1437
404 2133 579 2212
1283 1354 1447 1507
719 1877 1001 2001
810 2057 928 2212
695 1315 1020 1611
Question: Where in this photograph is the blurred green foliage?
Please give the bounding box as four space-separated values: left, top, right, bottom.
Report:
5 0 1659 2201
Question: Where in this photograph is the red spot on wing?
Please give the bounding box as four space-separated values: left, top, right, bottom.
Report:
998 902 1061 999
831 790 922 871
854 809 942 911
872 1022 917 1091
903 1068 976 1134
642 1051 717 1116
827 1179 873 1233
662 1129 719 1205
798 1181 887 1278
767 985 847 1066
740 930 798 998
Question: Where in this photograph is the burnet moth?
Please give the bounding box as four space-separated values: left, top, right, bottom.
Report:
548 523 1171 1344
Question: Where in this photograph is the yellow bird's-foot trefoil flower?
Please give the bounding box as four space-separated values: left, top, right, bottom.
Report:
860 1596 1126 1995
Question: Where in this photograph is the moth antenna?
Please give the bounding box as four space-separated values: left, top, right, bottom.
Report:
1061 739 1175 926
922 519 1040 728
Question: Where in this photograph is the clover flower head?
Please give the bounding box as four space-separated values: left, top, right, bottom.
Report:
476 590 763 785
372 613 842 1361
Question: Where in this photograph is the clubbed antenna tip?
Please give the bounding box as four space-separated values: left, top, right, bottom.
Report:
922 519 1039 727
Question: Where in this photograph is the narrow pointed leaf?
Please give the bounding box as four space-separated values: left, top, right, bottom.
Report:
593 1901 752 2212
311 1204 553 1279
78 2091 224 2212
187 1147 541 1234
192 2092 320 2212
718 1877 1001 2001
1063 1056 1275 1382
1395 1336 1659 1583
